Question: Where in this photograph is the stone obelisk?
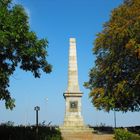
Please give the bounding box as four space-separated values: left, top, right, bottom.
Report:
60 38 93 140
67 38 80 93
62 38 85 128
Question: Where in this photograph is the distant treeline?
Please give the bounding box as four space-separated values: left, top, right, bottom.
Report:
0 124 62 140
91 125 140 135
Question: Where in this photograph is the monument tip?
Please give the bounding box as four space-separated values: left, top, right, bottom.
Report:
69 38 76 43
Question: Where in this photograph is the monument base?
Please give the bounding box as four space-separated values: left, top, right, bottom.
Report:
60 132 94 140
60 125 94 140
63 114 84 126
60 114 93 134
60 92 93 136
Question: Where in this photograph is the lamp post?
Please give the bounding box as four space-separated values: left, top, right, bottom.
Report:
114 110 116 128
46 98 48 124
34 106 40 136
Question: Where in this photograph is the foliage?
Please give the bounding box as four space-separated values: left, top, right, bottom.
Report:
0 0 52 109
131 135 140 140
1 121 14 126
114 129 132 140
93 126 114 134
85 0 140 112
114 128 140 140
127 126 140 135
0 125 62 140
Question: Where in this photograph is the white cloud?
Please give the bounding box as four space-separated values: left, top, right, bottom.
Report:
12 0 19 4
23 7 31 25
24 7 31 18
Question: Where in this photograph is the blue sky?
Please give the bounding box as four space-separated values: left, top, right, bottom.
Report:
0 0 140 127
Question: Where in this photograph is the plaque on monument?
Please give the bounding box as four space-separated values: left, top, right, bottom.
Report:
70 101 78 112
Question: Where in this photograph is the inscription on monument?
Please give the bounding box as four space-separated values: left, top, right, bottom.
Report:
69 101 78 112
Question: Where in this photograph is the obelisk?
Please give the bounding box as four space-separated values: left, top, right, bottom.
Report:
62 38 84 128
60 38 93 140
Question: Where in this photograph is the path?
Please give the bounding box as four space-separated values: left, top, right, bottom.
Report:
61 132 114 140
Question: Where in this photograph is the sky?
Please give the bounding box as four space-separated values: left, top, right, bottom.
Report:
0 0 140 127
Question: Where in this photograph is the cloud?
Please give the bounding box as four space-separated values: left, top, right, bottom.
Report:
23 7 31 25
12 0 19 4
24 7 31 18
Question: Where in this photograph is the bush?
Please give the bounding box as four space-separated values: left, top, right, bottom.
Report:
114 129 132 140
114 128 140 140
0 125 62 140
130 134 140 140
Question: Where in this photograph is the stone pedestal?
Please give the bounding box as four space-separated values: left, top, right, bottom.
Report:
62 92 84 127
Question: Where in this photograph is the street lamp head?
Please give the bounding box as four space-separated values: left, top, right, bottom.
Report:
34 106 40 111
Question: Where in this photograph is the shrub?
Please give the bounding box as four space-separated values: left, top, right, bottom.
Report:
0 125 62 140
130 134 140 140
114 128 140 140
114 129 132 140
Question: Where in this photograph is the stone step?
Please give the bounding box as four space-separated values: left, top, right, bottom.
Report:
61 130 93 133
61 132 94 140
60 125 93 128
60 128 93 132
60 126 93 133
60 126 93 129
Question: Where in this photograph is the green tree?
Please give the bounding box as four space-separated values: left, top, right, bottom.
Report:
85 0 140 112
0 0 52 109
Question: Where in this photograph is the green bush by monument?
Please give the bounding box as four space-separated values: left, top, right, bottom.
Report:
114 128 140 140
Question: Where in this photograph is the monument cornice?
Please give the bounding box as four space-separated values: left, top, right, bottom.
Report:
63 92 83 98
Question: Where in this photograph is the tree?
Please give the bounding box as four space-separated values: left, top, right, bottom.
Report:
0 0 52 109
85 0 140 112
